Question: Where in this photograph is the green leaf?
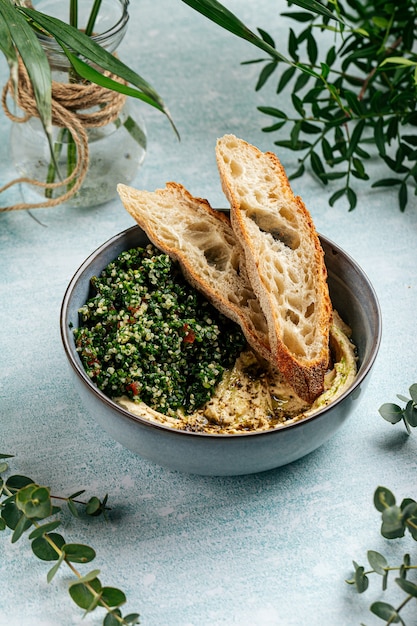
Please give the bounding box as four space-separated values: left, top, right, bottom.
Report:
0 1 52 135
381 505 405 539
0 518 6 531
123 614 140 625
310 151 327 182
104 611 122 626
67 490 86 500
367 550 388 575
1 501 22 530
399 182 408 212
370 601 401 622
101 586 127 608
18 6 178 137
374 487 396 512
67 498 79 518
306 32 318 65
86 496 102 516
62 543 96 563
68 577 102 610
372 179 402 188
282 0 342 22
32 532 65 561
291 93 305 117
329 188 346 206
404 400 417 428
6 475 35 491
373 118 386 157
16 484 52 519
258 106 288 120
12 513 32 543
180 0 292 64
29 520 62 540
0 462 9 474
256 61 278 91
353 562 369 593
68 569 101 586
277 66 296 93
395 577 417 597
47 552 65 583
409 383 417 403
379 403 404 424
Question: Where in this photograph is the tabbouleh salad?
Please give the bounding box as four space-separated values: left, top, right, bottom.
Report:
74 245 247 416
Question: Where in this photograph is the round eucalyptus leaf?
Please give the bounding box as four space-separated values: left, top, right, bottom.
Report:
367 550 388 575
374 486 396 512
123 614 140 625
396 577 417 597
86 497 101 516
16 485 51 519
405 400 417 427
409 383 417 403
1 501 22 530
103 610 121 626
68 577 102 610
378 403 403 424
32 532 65 561
370 601 401 622
101 586 126 608
354 565 369 593
62 543 96 563
6 475 35 490
29 520 61 540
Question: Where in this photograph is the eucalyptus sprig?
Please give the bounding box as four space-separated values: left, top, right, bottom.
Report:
347 486 417 625
379 383 417 434
0 453 139 626
183 0 417 211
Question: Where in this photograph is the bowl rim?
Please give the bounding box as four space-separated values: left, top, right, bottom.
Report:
60 223 382 440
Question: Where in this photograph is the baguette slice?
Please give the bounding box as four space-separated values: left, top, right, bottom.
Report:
216 134 332 402
117 181 271 361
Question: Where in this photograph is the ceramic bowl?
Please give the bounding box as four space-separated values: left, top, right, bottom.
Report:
60 224 381 476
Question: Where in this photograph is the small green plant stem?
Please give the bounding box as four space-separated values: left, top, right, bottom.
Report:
85 0 102 37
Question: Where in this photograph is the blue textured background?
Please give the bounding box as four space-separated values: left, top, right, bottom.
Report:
1 2 417 625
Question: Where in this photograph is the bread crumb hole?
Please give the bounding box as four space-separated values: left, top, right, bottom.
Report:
305 302 315 318
285 309 300 325
230 160 243 178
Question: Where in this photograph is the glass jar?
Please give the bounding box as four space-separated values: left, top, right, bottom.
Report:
10 0 146 209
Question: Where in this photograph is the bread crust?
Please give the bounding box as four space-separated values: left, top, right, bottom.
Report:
117 181 272 362
216 135 332 402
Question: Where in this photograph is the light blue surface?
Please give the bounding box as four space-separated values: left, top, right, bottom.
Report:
1 2 417 625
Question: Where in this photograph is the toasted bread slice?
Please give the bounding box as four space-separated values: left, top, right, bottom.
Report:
216 134 332 402
117 181 271 361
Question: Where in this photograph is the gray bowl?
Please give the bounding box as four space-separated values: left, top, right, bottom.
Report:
60 224 381 476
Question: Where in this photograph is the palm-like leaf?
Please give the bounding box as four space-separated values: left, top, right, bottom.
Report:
17 6 178 137
0 0 52 135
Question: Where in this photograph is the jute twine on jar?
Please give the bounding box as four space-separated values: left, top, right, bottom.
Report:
0 56 127 212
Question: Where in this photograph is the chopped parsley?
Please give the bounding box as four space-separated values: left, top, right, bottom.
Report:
74 245 247 416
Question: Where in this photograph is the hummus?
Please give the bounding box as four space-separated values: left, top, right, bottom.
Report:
116 311 357 434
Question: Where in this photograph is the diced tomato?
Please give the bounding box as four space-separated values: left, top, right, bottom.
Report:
183 324 196 344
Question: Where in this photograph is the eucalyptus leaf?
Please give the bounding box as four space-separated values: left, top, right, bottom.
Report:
101 586 127 608
374 487 396 512
47 552 65 583
63 543 96 563
367 550 388 575
29 520 62 540
68 577 102 610
32 532 65 561
370 601 401 622
395 577 417 597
